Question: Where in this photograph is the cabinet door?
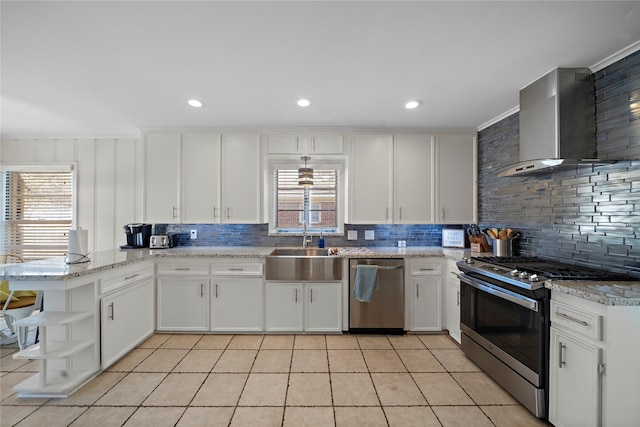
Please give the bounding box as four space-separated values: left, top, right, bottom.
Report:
446 275 461 343
349 134 393 223
221 134 261 223
549 327 602 427
309 134 344 154
266 133 300 154
101 280 154 368
157 277 210 331
265 282 303 332
395 134 434 223
182 133 221 223
436 134 477 223
410 276 442 331
143 132 180 222
305 282 342 332
211 278 263 331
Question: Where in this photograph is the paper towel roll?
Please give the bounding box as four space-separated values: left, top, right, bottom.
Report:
68 227 89 263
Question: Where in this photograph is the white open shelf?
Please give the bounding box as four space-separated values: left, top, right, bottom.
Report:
13 369 96 398
12 311 93 327
13 340 94 360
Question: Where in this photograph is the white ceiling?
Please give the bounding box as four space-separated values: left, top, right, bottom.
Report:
2 1 640 139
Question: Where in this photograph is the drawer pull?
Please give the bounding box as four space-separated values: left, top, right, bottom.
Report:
419 268 435 271
175 268 191 271
556 311 589 327
229 268 244 271
200 283 205 298
109 302 115 320
124 273 140 280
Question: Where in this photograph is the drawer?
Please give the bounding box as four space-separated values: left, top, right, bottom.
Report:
408 260 442 276
551 300 603 341
157 262 210 276
211 261 263 276
101 262 153 294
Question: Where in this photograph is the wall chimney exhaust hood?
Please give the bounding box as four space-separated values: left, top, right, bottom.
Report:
498 68 613 177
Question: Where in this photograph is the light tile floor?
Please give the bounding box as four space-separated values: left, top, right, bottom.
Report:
0 333 550 427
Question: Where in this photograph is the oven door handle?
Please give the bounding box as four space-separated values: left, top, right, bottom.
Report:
457 273 539 312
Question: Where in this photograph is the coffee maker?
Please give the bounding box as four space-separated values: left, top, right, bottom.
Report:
121 223 152 249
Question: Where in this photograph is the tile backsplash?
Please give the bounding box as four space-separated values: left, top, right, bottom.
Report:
478 49 640 276
155 223 448 248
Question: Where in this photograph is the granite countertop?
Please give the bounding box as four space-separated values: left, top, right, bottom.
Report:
0 246 469 281
545 280 640 306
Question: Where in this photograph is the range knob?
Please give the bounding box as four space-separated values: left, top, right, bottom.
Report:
529 274 540 282
519 271 529 279
463 257 474 264
510 269 519 277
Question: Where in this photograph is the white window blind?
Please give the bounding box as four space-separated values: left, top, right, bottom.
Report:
275 169 338 232
2 171 73 260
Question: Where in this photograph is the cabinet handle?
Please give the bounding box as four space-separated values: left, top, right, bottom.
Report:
556 311 589 327
124 273 140 280
399 207 402 221
310 289 313 303
213 206 217 219
296 137 300 152
312 137 316 152
386 207 389 221
215 284 219 298
419 268 435 271
457 290 460 306
173 206 178 219
200 283 204 298
175 267 190 271
226 207 231 219
294 288 298 303
229 268 244 271
441 208 446 221
558 341 566 368
109 302 115 320
416 284 420 298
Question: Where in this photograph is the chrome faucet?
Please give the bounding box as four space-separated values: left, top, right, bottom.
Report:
302 221 312 248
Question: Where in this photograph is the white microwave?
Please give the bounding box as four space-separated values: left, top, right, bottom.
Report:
442 228 465 248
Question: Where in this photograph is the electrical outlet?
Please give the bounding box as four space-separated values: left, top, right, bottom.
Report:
347 230 358 241
190 229 197 240
365 230 375 240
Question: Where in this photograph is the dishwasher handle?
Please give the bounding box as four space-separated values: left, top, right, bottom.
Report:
351 264 404 271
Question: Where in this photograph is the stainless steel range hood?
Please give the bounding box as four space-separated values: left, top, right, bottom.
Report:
498 68 612 177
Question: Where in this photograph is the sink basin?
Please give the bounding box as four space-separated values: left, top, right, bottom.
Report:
269 248 329 257
266 248 342 281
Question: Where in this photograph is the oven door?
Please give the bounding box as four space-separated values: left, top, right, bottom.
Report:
459 272 546 387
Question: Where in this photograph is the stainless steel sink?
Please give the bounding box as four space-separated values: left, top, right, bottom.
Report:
269 248 329 257
266 248 342 281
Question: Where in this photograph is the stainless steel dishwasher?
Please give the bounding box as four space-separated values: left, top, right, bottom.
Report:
349 258 404 334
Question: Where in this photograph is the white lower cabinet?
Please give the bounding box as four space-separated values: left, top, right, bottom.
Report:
101 279 155 369
266 282 342 332
549 327 602 427
157 277 210 331
211 278 263 331
445 259 461 343
407 259 443 331
305 283 342 332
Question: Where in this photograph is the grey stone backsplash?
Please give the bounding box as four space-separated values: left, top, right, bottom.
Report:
154 223 448 248
478 49 640 277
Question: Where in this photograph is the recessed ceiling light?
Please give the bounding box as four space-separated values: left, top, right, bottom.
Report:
404 100 423 110
188 99 204 108
297 98 311 107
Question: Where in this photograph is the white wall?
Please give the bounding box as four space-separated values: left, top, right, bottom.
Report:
1 138 140 253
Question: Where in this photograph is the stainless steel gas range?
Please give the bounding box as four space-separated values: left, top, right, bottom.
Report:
456 256 631 419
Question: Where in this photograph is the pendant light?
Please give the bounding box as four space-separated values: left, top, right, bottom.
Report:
298 156 313 186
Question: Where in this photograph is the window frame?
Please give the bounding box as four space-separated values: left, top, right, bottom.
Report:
268 158 345 236
1 163 77 260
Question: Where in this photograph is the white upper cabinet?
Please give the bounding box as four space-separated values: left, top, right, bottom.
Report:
142 132 262 224
182 133 221 223
349 134 394 223
394 134 434 224
435 134 477 224
221 133 261 223
266 133 344 155
143 132 181 223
